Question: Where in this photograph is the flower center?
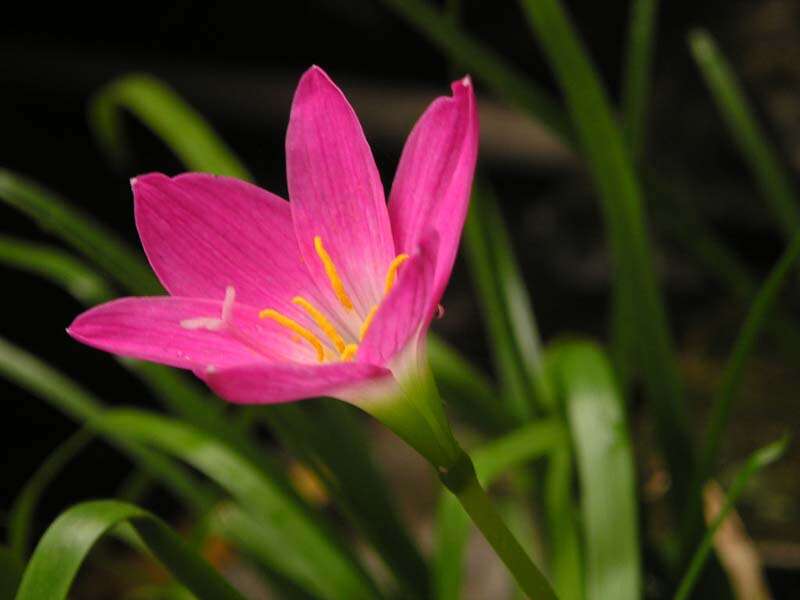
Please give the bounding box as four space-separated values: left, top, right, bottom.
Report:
259 236 408 363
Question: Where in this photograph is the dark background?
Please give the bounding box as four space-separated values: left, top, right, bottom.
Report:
2 0 799 593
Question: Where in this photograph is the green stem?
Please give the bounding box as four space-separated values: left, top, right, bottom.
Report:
443 456 558 600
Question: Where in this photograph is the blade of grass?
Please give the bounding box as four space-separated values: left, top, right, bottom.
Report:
432 418 565 600
98 408 382 600
689 30 800 238
550 341 641 600
518 0 694 505
464 183 551 422
621 0 660 159
0 336 215 513
90 74 252 180
8 428 95 561
15 500 246 600
378 0 572 141
674 435 790 600
0 169 160 294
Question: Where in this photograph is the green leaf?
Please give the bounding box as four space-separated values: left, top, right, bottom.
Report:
427 334 508 433
0 336 215 513
518 0 694 505
432 418 565 599
0 169 161 295
549 341 641 600
8 428 94 561
0 546 23 600
90 74 252 180
378 0 572 142
674 435 790 600
15 500 246 600
0 235 113 304
689 30 800 238
97 408 381 600
464 183 550 422
621 0 659 159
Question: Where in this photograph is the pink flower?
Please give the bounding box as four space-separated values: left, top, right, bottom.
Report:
68 66 478 411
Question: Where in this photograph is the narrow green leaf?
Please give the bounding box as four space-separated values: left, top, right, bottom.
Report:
427 334 508 433
701 230 800 480
90 74 252 180
518 0 694 505
689 30 800 238
621 0 659 159
674 436 790 600
550 341 641 600
0 236 113 304
8 429 94 561
98 408 381 600
0 336 215 513
0 169 160 295
0 546 23 600
378 0 572 141
432 418 565 599
15 500 246 600
464 183 550 421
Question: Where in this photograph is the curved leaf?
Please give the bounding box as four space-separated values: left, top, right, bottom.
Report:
90 74 252 180
15 500 245 600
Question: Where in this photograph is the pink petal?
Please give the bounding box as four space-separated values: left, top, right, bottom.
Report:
388 77 479 305
203 360 390 405
358 233 438 366
133 173 317 314
286 66 395 317
67 296 316 370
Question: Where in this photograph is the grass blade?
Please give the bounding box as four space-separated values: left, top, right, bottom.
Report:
0 169 161 294
518 0 694 505
674 436 790 600
701 230 800 480
464 183 550 421
90 74 252 180
378 0 572 141
621 0 660 159
15 500 246 600
98 408 382 600
550 341 641 600
8 429 95 561
689 30 800 238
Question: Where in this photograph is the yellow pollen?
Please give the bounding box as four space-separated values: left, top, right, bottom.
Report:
384 254 409 295
341 344 358 362
259 308 325 362
292 296 346 353
359 305 379 341
314 236 354 310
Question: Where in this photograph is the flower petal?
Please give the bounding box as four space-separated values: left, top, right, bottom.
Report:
358 233 438 366
388 77 478 304
133 172 316 312
286 66 395 316
67 296 317 370
203 361 390 405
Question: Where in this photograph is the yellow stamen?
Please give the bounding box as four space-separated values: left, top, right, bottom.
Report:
341 344 358 362
384 254 409 295
359 305 379 341
292 296 346 353
314 236 354 310
259 308 325 362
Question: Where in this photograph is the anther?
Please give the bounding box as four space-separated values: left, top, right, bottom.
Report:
384 254 409 295
314 236 354 310
259 308 325 362
292 296 346 352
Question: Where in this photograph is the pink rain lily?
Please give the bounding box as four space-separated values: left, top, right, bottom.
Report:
68 66 478 410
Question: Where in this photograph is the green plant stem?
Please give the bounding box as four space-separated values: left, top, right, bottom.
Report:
443 458 558 600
